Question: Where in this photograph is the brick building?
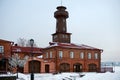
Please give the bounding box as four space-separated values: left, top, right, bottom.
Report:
43 42 102 72
43 6 103 72
0 39 13 73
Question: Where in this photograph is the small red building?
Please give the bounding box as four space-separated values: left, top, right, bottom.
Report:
12 45 40 73
11 45 55 73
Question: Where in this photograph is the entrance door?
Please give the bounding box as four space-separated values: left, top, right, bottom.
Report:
0 59 6 72
74 63 82 72
60 63 70 72
88 64 97 72
29 60 41 73
18 67 23 73
45 64 49 73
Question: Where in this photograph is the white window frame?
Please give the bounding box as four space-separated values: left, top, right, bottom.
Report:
46 52 48 58
0 46 4 53
50 51 52 58
88 53 91 59
95 53 98 59
70 51 74 58
59 51 63 59
80 52 84 59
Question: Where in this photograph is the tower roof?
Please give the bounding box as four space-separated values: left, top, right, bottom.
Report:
56 6 66 10
54 6 68 18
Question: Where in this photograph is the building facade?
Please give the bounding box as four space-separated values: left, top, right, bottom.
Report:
12 45 44 73
43 6 103 72
43 42 102 72
0 39 13 73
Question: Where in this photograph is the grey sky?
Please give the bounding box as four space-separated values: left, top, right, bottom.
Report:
0 0 120 62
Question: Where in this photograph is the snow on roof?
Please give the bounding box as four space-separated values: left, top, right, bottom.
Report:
12 46 43 54
45 42 102 50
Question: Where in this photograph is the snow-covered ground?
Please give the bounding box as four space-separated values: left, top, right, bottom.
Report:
0 67 120 80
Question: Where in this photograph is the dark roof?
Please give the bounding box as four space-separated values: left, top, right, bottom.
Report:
12 46 43 54
45 42 103 51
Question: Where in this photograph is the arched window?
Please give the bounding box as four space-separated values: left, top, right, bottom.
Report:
50 51 52 58
70 51 74 58
88 53 91 59
94 53 98 59
46 52 48 58
59 51 63 59
80 52 84 59
0 46 4 53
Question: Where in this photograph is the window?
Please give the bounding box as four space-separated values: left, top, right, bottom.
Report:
59 51 63 59
70 52 74 58
46 52 48 58
65 35 68 38
80 52 84 59
0 46 4 53
50 51 52 58
63 19 65 22
62 35 68 38
56 20 58 31
88 53 91 59
63 27 65 32
56 27 58 32
62 35 65 38
94 53 98 59
16 48 21 52
54 35 57 39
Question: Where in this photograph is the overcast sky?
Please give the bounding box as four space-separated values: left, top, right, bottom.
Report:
0 0 120 62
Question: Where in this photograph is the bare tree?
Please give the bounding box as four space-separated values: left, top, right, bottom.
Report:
17 38 37 47
17 38 26 47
